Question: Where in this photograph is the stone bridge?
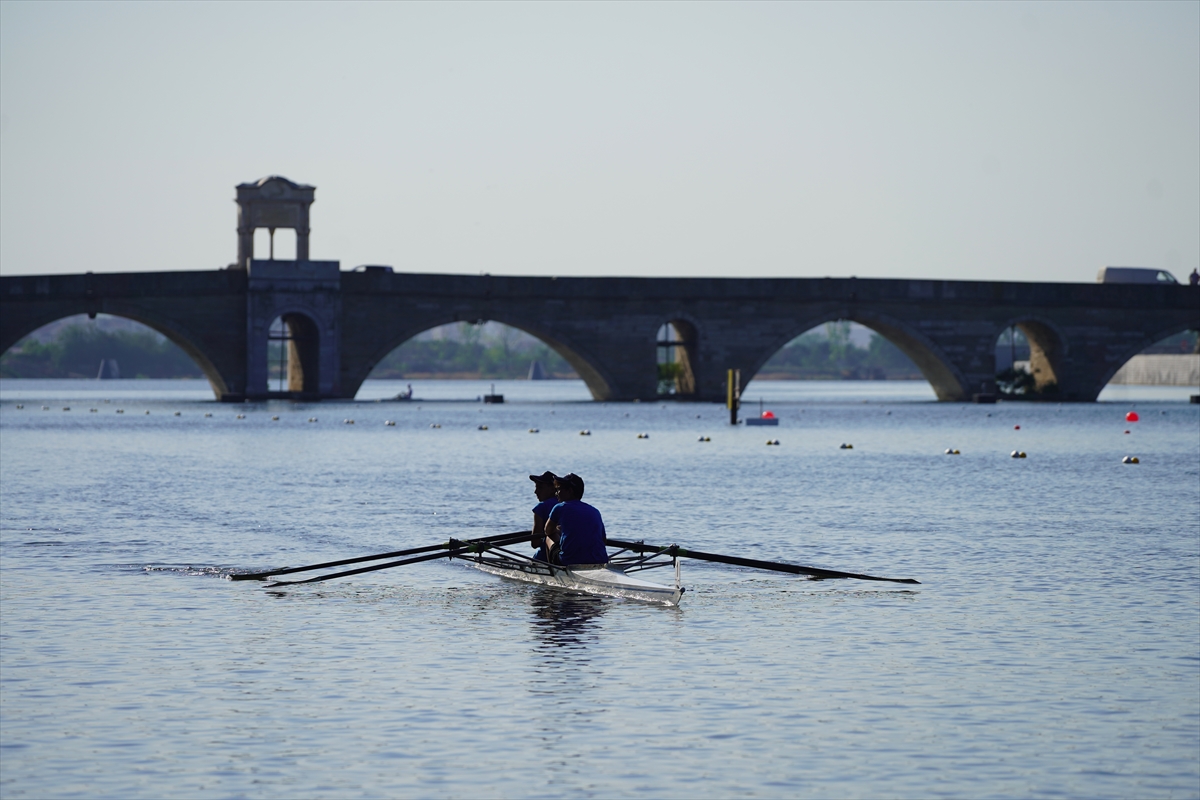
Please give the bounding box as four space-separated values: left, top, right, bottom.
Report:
2 266 1196 402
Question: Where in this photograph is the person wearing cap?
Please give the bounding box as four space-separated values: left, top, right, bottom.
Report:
528 471 560 562
545 473 609 566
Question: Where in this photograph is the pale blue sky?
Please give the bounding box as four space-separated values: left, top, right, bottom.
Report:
1 1 1196 281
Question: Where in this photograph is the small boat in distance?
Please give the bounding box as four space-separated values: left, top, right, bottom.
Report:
745 399 779 426
386 383 414 401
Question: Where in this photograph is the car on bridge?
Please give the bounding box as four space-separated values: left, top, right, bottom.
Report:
1097 266 1178 283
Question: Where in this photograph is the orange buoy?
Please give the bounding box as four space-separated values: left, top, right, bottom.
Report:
1125 411 1139 422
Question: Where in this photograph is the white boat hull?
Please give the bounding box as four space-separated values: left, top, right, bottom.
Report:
468 558 684 605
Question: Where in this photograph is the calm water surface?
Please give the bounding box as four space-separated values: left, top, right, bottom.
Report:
2 379 1197 799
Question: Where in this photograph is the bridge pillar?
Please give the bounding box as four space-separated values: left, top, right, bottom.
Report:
246 260 342 399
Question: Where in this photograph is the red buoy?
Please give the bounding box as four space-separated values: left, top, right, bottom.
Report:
762 410 775 419
1125 411 1139 422
1014 425 1020 430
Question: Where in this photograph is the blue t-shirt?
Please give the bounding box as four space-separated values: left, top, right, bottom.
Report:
547 500 609 566
530 496 560 561
532 497 559 520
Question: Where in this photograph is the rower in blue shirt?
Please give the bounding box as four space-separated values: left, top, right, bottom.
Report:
545 473 609 566
528 471 560 563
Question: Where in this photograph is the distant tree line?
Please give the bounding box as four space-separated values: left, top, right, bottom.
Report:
369 323 578 379
1 323 203 379
757 323 922 380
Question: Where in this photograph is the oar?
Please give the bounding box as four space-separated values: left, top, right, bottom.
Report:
604 538 920 585
265 547 469 586
231 530 531 582
265 534 520 586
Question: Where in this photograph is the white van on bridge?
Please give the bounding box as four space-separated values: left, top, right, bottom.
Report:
1097 266 1178 283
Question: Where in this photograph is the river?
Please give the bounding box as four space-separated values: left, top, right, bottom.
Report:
1 378 1197 798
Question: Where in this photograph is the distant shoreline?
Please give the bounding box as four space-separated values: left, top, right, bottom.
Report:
0 374 935 383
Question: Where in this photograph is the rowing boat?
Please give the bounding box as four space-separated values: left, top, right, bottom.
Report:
231 530 918 595
454 539 685 605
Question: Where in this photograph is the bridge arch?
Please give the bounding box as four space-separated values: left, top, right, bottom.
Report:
267 311 320 395
1 306 231 398
1094 322 1200 398
350 314 619 401
656 315 700 396
748 310 968 400
993 315 1068 396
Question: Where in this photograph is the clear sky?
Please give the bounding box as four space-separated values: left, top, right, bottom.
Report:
1 1 1196 282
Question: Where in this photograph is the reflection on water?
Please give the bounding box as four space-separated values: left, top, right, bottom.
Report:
527 591 607 656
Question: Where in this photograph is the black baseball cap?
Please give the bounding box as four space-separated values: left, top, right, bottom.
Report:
529 471 560 484
554 473 585 496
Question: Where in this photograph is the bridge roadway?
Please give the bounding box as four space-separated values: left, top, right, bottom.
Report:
2 266 1197 402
